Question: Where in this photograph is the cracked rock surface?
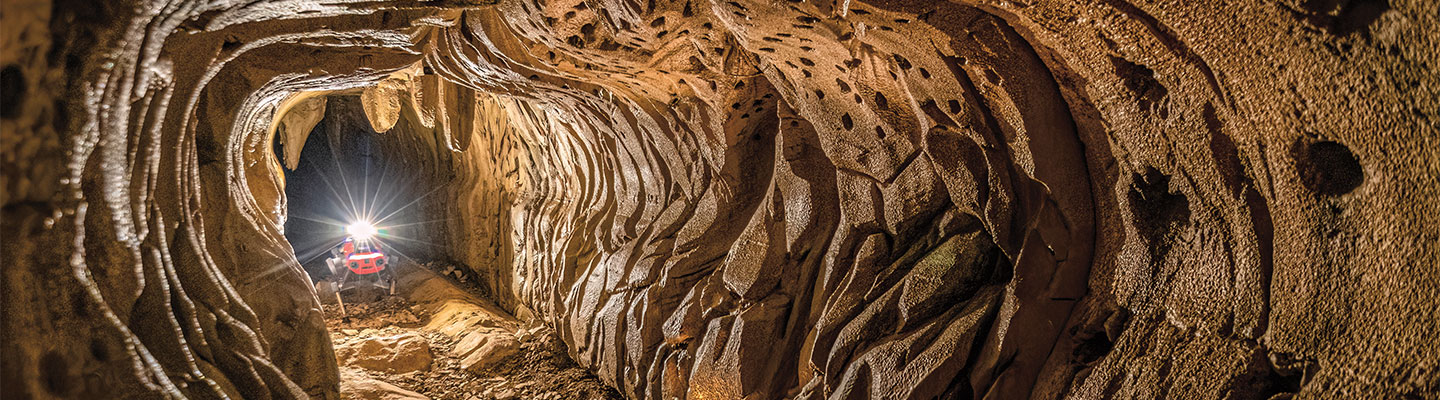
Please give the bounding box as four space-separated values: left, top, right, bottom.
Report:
2 0 1437 398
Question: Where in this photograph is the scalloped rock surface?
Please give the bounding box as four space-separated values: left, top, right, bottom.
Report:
2 0 1437 399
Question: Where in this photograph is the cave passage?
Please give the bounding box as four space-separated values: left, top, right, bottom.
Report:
4 0 1437 399
272 94 621 398
278 96 425 282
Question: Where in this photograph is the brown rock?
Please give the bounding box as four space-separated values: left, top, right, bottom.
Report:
339 368 430 400
335 333 434 374
453 330 521 372
491 388 517 400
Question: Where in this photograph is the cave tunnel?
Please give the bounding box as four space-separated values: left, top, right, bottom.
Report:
2 0 1438 399
276 95 433 284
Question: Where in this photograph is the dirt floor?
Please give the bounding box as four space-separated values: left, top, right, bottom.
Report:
323 263 621 400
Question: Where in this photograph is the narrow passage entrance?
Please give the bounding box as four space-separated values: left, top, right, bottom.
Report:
275 96 618 400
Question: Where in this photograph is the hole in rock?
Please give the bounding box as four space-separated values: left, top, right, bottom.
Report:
39 351 77 396
1127 166 1191 258
1292 139 1363 196
0 64 24 119
1072 332 1112 365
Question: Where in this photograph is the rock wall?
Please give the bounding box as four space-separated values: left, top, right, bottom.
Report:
3 0 1437 399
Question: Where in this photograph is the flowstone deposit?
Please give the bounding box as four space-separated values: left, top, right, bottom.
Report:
2 0 1437 399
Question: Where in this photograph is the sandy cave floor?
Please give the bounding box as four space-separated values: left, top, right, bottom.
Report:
322 263 621 400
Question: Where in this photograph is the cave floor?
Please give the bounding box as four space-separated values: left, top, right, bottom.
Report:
321 262 620 400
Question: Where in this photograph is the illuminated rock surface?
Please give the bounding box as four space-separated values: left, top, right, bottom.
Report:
335 332 435 375
341 367 432 400
2 0 1437 398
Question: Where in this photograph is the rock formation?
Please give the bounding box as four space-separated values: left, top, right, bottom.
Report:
335 333 434 375
2 0 1437 398
340 367 431 400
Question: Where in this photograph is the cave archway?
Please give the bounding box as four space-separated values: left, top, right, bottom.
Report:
275 95 437 283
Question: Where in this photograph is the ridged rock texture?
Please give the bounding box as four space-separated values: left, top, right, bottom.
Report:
2 0 1437 399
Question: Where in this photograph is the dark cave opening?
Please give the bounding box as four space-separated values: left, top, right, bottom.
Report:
275 95 428 283
277 114 346 282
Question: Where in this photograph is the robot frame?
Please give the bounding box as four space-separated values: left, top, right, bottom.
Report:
323 221 396 314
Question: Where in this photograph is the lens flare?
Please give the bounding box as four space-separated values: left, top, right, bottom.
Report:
346 221 378 239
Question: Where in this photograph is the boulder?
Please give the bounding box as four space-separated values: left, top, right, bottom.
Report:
336 332 434 374
339 368 430 400
453 329 521 372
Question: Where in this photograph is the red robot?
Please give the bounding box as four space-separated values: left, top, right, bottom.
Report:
325 222 395 313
